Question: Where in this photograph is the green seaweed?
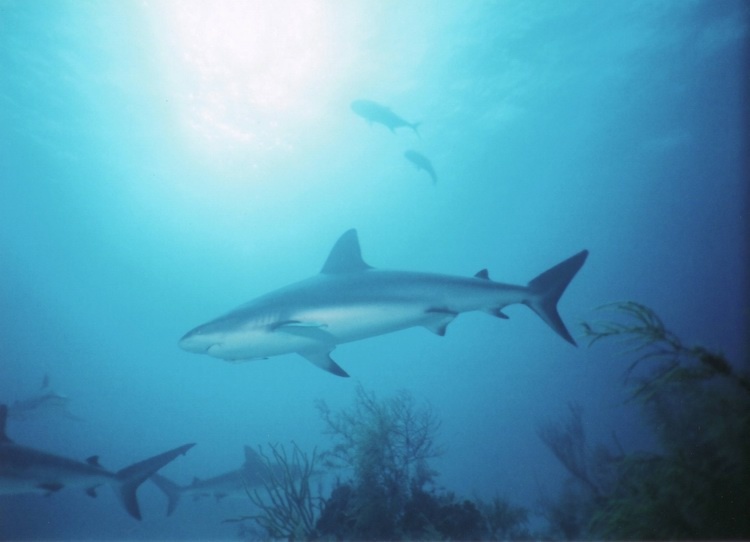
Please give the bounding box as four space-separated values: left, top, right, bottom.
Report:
540 301 750 540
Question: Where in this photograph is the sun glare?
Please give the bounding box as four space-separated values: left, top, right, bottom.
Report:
149 0 338 155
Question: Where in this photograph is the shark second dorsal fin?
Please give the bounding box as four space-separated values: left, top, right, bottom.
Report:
321 229 372 274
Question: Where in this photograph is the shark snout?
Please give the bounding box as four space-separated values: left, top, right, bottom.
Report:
178 327 214 354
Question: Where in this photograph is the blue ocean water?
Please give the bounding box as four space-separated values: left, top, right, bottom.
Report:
0 0 747 539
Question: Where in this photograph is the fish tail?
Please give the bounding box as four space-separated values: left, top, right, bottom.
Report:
114 443 194 519
525 250 589 345
151 473 182 516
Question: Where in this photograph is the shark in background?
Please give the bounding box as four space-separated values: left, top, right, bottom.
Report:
151 446 288 515
351 99 420 135
8 375 80 421
0 404 194 519
404 150 438 184
179 229 588 377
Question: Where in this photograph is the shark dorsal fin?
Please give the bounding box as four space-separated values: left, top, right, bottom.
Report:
86 455 101 467
0 404 11 443
474 269 490 280
244 446 264 468
321 229 372 274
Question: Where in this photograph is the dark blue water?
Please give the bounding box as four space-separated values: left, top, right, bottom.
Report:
1 1 747 539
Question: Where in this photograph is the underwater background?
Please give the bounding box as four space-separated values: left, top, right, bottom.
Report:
1 0 747 540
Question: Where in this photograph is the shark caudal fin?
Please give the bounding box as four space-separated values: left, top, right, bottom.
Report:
151 474 183 516
525 250 588 345
115 443 194 520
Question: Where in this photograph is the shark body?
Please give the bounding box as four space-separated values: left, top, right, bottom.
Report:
8 375 80 421
151 446 281 515
404 150 438 184
351 99 420 135
0 404 194 519
179 229 588 377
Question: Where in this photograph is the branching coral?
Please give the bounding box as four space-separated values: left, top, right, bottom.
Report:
225 442 321 540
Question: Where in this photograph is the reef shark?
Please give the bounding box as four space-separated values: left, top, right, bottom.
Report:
179 229 588 377
8 375 80 421
404 150 438 184
151 446 282 515
0 404 194 519
351 99 420 135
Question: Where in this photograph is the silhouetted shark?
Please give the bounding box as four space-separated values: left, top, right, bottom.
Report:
0 404 194 519
351 99 420 135
404 150 438 184
179 229 588 377
151 446 272 515
8 375 80 421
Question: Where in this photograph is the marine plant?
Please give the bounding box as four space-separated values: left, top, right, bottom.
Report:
315 384 442 540
541 301 750 540
225 442 321 540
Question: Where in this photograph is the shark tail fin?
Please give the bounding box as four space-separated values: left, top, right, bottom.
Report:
525 250 589 346
412 121 421 137
114 443 194 520
151 473 182 516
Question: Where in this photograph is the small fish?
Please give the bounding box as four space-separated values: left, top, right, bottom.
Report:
404 150 438 184
351 99 420 135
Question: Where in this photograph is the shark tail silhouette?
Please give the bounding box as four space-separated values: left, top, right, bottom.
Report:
150 473 183 516
525 250 589 345
114 444 194 519
411 121 421 137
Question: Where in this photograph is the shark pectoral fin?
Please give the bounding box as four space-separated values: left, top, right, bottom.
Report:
274 322 335 343
39 483 64 495
298 349 349 377
423 308 458 336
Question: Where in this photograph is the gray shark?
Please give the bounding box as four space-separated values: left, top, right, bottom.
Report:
404 150 438 184
8 375 80 421
151 446 281 515
351 99 420 135
0 404 194 519
179 229 588 377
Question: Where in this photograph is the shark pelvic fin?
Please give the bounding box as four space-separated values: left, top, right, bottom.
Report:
321 229 372 274
298 349 349 377
424 308 458 336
